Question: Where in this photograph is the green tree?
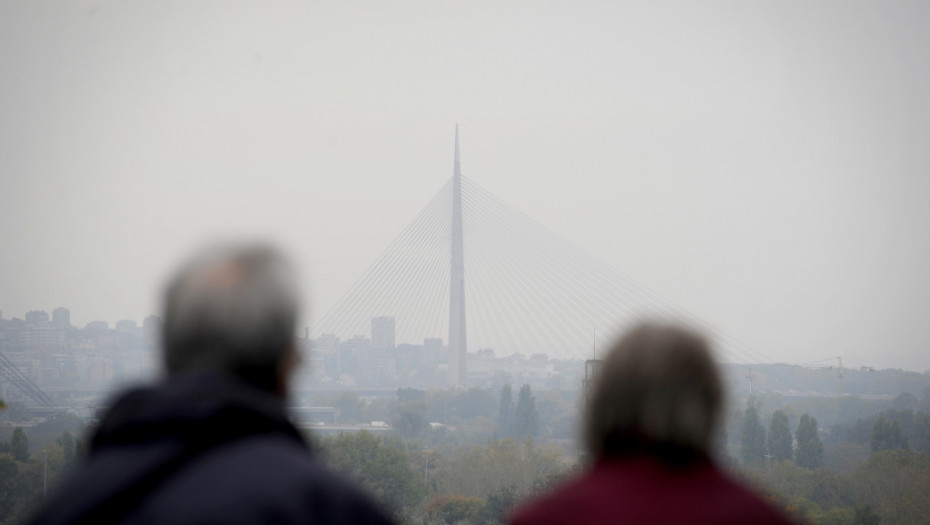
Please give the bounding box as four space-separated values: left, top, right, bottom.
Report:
393 401 428 440
397 387 425 404
912 411 930 456
475 484 518 525
57 431 75 466
535 389 576 440
498 384 514 438
319 430 426 515
0 453 42 523
333 392 365 423
425 494 485 524
849 450 930 524
740 404 767 466
768 409 793 463
432 438 564 499
513 384 538 440
852 506 880 525
823 441 870 474
0 454 19 522
892 392 918 411
920 386 930 413
448 388 497 420
870 413 909 453
795 413 823 469
10 427 29 462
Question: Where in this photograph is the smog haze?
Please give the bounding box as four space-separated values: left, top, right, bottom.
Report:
1 1 929 372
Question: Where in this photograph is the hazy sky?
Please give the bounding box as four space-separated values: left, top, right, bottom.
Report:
1 1 928 372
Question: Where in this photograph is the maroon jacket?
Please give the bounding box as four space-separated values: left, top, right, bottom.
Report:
509 455 795 525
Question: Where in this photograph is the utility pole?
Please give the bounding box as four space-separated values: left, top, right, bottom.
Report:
42 448 47 499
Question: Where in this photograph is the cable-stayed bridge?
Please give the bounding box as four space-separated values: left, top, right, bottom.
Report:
310 126 771 386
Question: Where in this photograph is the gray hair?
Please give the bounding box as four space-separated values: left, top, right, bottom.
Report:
161 243 299 392
584 322 723 461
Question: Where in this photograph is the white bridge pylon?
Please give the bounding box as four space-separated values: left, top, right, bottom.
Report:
310 129 770 373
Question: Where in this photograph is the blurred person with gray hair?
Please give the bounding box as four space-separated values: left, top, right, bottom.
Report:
509 322 795 525
29 243 393 525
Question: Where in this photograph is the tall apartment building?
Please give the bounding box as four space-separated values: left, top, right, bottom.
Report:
371 316 396 352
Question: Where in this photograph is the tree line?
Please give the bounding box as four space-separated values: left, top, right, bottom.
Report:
0 415 86 524
4 386 930 524
739 405 824 468
734 398 930 525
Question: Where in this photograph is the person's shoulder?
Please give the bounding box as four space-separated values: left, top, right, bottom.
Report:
510 458 797 525
697 464 797 525
198 433 383 496
142 435 394 524
508 473 595 525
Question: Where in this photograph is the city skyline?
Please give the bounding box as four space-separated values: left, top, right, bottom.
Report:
2 2 929 372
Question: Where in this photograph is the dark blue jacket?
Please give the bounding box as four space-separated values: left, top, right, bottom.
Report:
29 372 394 525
